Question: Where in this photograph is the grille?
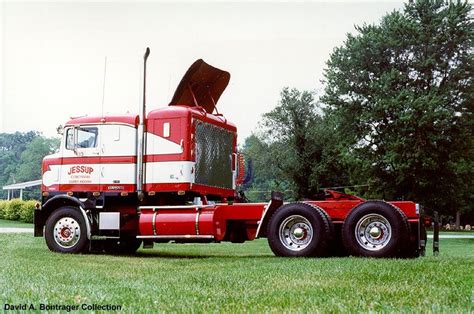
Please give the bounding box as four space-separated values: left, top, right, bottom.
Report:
194 120 234 189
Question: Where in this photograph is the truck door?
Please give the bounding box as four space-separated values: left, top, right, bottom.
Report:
62 126 101 191
99 124 137 193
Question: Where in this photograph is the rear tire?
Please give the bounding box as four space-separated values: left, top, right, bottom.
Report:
45 207 89 253
342 201 409 258
267 202 331 257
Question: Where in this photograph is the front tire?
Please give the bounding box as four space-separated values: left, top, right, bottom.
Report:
267 202 331 257
45 207 89 253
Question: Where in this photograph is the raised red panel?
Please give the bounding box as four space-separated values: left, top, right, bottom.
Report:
147 106 236 133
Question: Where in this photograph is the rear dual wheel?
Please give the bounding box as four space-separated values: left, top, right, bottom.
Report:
342 201 409 258
267 203 332 257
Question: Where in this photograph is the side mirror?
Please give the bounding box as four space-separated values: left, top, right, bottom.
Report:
65 126 79 155
56 125 64 135
72 128 78 155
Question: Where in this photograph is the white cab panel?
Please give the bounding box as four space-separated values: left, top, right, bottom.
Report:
101 125 136 157
145 161 195 183
146 132 183 155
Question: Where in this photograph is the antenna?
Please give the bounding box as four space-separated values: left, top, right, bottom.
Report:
101 56 108 116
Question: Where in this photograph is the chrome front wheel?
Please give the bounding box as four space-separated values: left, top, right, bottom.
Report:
45 207 89 253
53 217 81 249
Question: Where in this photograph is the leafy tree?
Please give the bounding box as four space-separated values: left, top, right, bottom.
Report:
17 137 60 183
240 134 291 201
0 132 39 197
0 132 59 199
256 88 349 199
321 0 473 216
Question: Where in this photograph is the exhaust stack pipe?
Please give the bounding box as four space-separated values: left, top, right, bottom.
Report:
137 47 150 201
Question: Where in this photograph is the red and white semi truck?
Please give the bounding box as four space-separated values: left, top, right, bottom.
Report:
34 48 426 258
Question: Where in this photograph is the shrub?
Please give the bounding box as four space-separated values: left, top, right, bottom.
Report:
0 200 7 219
19 200 36 223
4 199 23 220
0 199 38 223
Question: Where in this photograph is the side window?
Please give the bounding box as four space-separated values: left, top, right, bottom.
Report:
66 127 99 150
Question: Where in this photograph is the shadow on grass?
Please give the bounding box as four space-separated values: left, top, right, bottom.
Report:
135 250 273 259
96 250 355 259
84 248 273 259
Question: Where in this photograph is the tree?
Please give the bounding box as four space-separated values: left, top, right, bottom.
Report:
240 134 290 201
321 0 473 217
0 132 39 198
0 132 60 199
257 88 349 199
17 137 60 182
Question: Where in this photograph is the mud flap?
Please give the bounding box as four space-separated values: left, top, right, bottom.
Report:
433 211 439 256
419 209 426 257
255 191 284 238
34 209 45 237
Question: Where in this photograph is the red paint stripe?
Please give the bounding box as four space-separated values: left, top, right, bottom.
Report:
43 184 136 192
143 183 234 197
144 154 190 162
45 156 136 164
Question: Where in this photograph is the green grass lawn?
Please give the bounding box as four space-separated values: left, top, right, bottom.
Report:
0 219 33 228
0 234 473 312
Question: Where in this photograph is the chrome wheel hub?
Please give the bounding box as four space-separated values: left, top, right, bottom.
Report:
355 214 392 251
293 227 304 239
369 226 382 238
54 217 81 248
279 215 313 251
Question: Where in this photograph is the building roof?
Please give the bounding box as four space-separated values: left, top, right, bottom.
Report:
2 180 42 190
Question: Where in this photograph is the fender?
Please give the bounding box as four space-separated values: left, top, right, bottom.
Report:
42 194 84 211
255 191 284 238
35 195 92 240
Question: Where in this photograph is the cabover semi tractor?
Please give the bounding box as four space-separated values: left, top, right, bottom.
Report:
35 48 427 258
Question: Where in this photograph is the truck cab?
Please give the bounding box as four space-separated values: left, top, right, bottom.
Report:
41 59 238 202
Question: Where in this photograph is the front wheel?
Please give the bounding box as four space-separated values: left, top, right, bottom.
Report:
267 202 331 257
45 207 89 253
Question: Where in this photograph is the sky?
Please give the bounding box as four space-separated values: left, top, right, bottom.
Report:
0 0 405 143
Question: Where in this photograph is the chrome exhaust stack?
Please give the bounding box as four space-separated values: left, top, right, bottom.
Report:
137 47 150 201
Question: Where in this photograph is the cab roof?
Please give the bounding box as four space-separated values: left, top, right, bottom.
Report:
65 114 139 127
